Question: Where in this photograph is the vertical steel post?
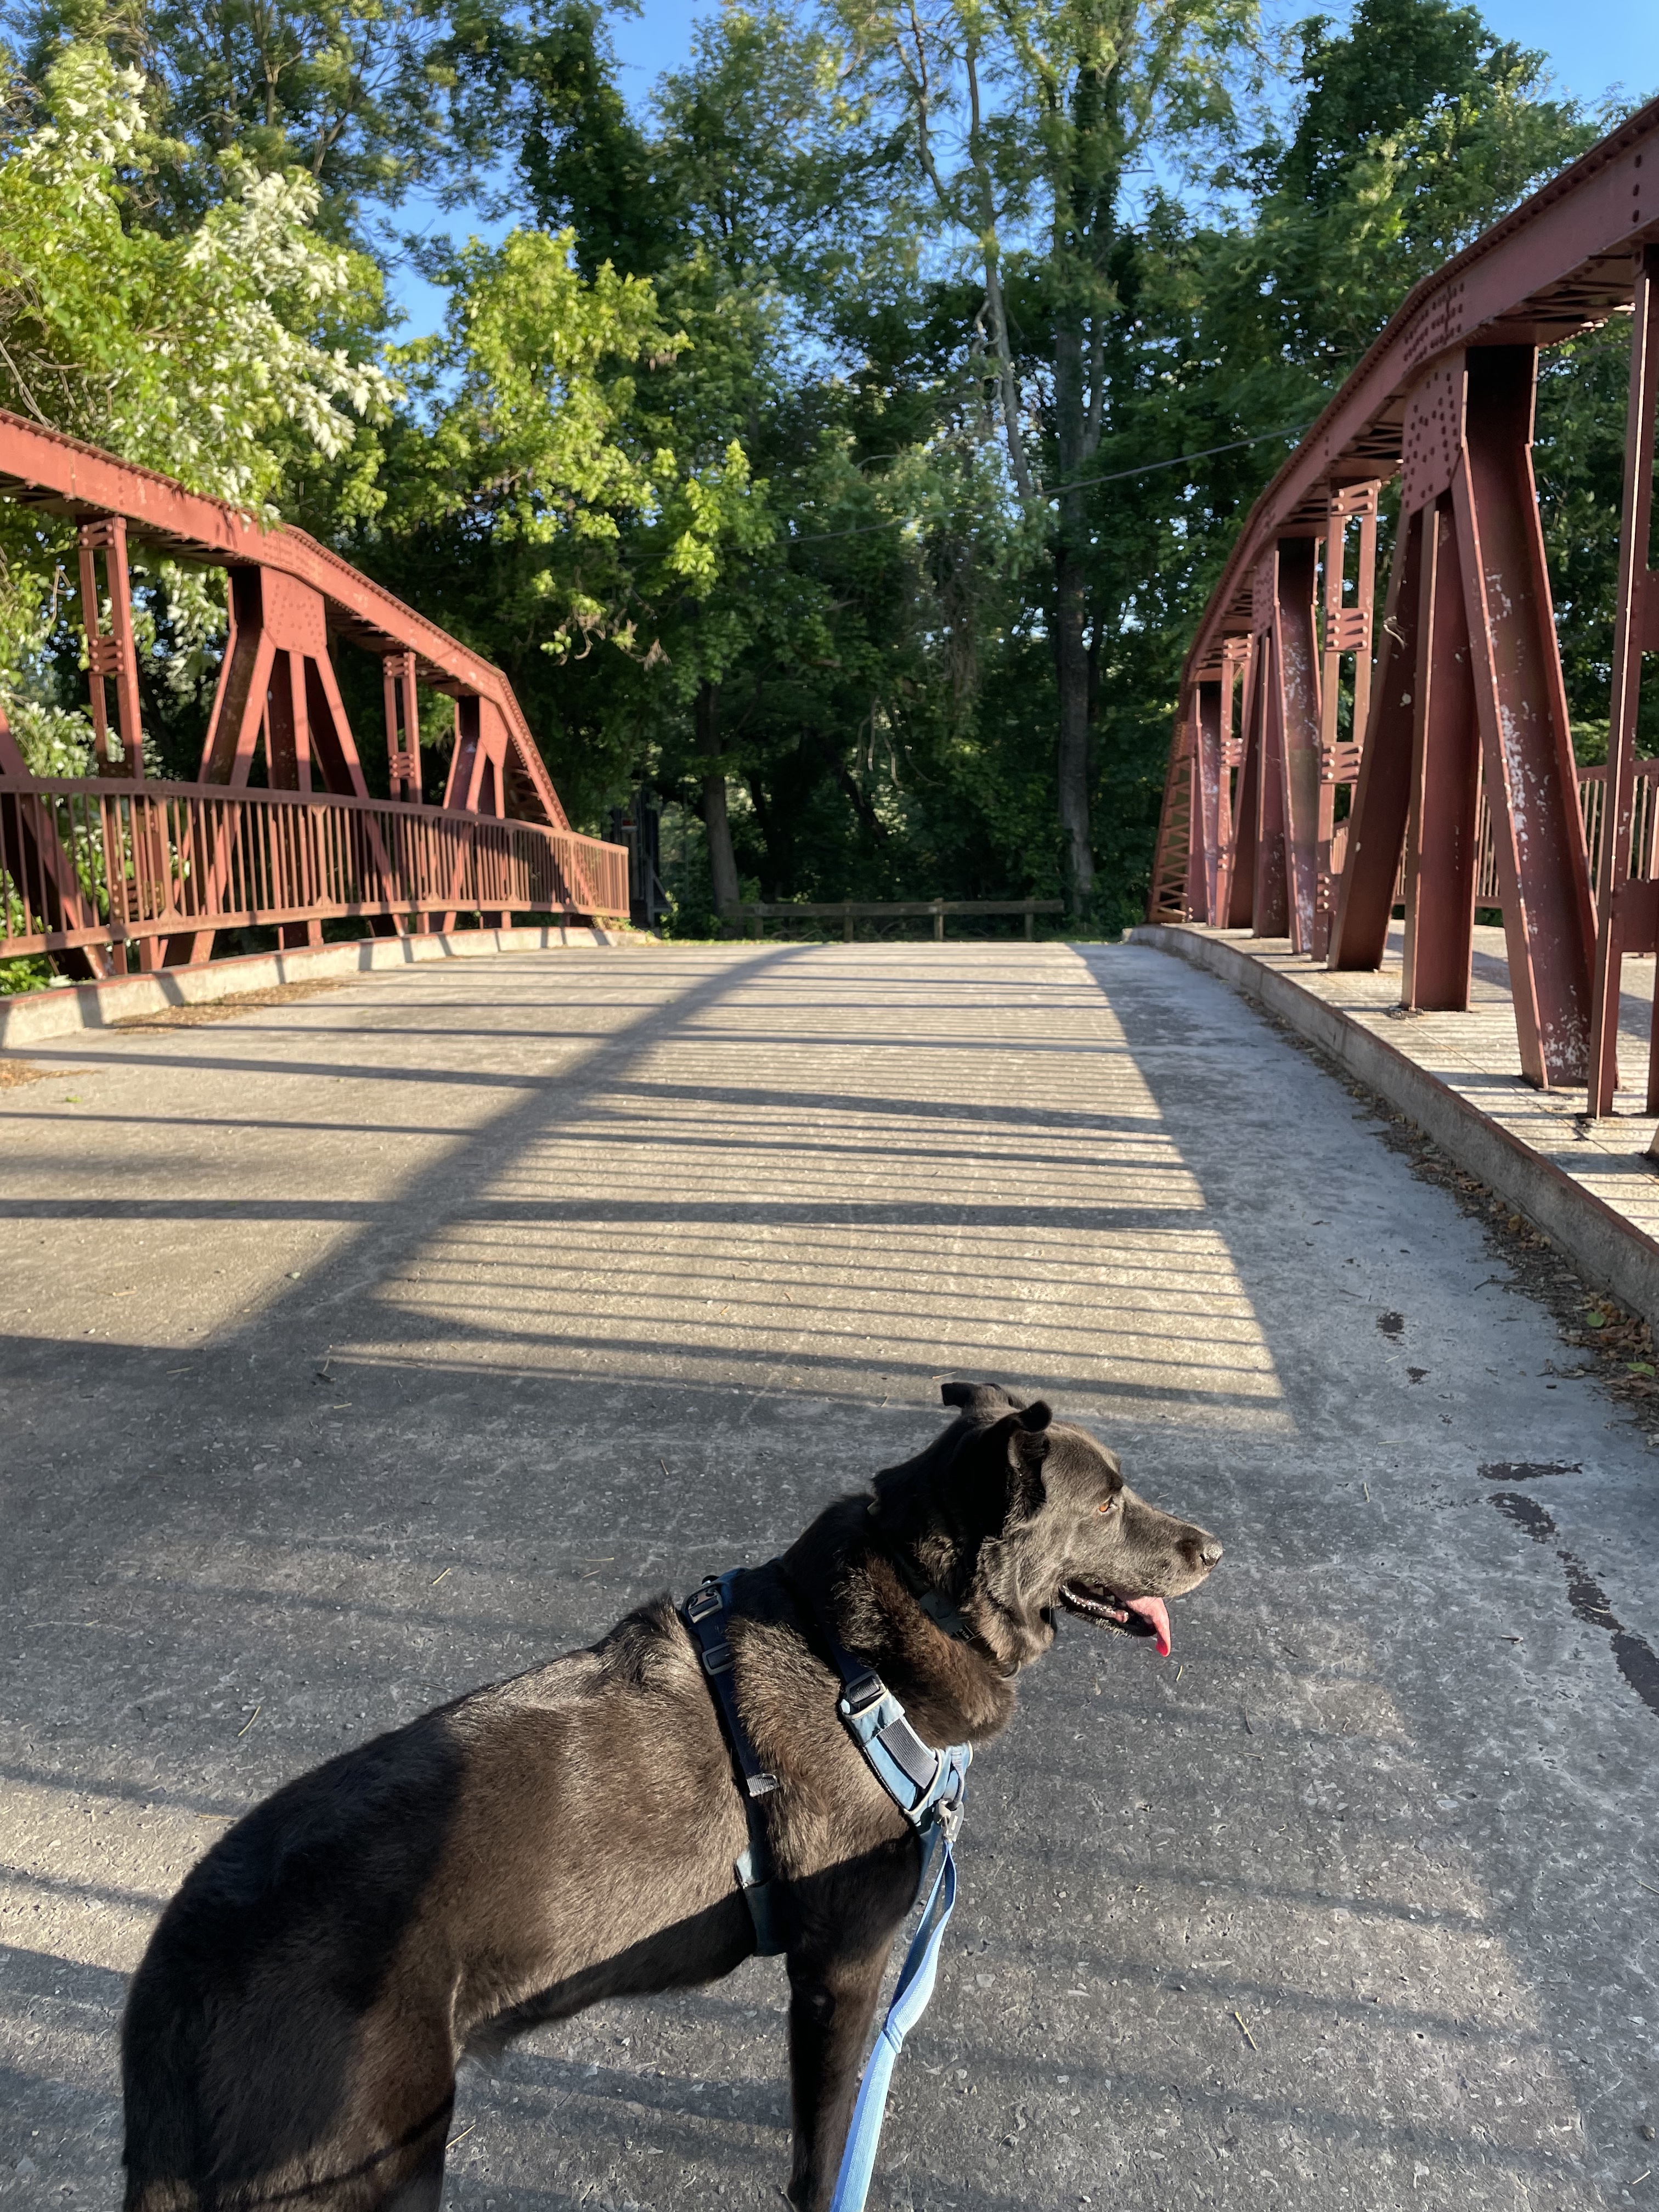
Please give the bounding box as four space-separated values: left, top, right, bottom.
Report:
1194 679 1224 924
383 649 421 803
1328 508 1426 969
1453 346 1595 1088
1313 484 1379 960
1251 556 1290 936
1214 637 1245 925
1590 247 1659 1113
1276 537 1322 951
1401 496 1481 1007
1148 700 1198 921
77 516 144 777
1228 636 1261 928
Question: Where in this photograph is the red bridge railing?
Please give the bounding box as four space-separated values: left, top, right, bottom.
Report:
0 412 631 978
0 777 629 966
1148 92 1659 1115
1328 761 1659 911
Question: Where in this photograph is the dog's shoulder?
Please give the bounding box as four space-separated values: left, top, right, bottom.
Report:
484 1595 695 1713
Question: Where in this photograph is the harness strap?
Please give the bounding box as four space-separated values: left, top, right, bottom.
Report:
778 1562 973 2212
682 1574 783 1956
687 1555 974 2212
791 1578 973 1846
837 1669 972 1836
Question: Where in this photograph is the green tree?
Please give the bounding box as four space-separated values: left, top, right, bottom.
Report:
828 0 1259 912
0 36 395 763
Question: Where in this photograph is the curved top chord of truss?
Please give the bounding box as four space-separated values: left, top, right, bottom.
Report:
1184 92 1659 684
1152 92 1659 1116
0 408 569 831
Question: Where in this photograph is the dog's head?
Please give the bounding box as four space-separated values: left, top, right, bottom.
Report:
870 1381 1223 1670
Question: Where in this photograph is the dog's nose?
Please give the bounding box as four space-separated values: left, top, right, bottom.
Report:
1198 1537 1223 1567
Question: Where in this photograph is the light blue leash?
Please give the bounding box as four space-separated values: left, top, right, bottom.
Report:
823 1651 972 2212
827 1818 960 2212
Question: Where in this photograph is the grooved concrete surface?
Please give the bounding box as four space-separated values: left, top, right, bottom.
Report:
1178 923 1659 1244
3 939 1658 2211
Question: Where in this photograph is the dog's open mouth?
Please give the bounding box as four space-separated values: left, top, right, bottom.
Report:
1058 1583 1172 1656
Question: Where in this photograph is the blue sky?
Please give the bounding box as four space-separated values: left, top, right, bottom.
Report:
387 0 1657 339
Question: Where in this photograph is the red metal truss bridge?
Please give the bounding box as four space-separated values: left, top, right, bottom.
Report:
0 414 629 976
1149 92 1659 1117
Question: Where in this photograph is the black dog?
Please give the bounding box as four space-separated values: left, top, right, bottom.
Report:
122 1383 1223 2211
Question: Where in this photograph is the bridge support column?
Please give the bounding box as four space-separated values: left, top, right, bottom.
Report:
1274 538 1323 953
1192 681 1224 923
1452 347 1594 1088
1250 557 1289 937
1313 485 1378 961
185 569 370 963
1589 247 1659 1116
1330 499 1424 972
1228 633 1262 928
1401 495 1480 1009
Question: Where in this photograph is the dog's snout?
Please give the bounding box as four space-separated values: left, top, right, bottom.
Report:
1183 1528 1223 1570
1199 1538 1223 1566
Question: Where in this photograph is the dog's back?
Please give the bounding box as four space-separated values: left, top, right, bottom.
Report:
122 1711 470 2210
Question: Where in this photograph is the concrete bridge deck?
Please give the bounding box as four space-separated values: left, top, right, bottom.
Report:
3 940 1657 2210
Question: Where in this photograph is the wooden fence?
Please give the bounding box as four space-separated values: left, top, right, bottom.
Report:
729 898 1066 941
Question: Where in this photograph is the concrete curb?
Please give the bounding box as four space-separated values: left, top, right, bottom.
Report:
0 923 640 1049
1129 921 1659 1331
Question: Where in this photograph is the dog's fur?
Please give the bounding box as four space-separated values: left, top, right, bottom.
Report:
122 1384 1222 2212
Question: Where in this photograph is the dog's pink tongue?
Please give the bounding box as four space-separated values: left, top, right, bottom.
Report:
1125 1596 1172 1657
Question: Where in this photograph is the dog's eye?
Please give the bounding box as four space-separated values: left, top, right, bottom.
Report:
1096 1497 1119 1515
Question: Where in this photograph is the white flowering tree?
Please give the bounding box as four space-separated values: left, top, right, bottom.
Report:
0 39 398 770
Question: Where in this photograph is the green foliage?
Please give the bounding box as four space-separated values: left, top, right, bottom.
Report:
0 42 396 500
0 0 1646 935
0 33 396 755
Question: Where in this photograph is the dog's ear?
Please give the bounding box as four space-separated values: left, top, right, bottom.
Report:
1003 1410 1051 1517
941 1380 1027 1416
1018 1400 1052 1433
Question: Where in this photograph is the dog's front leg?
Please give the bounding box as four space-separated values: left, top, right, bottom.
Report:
784 1945 890 2212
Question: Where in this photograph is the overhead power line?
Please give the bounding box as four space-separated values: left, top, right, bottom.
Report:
783 419 1313 546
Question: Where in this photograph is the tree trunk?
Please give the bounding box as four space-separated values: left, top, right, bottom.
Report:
1052 323 1095 912
696 680 740 922
1054 536 1094 910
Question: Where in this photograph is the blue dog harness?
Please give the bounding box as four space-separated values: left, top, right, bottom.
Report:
681 1566 973 2212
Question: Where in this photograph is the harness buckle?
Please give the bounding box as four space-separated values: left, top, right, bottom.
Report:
840 1669 884 1716
701 1639 734 1676
686 1585 723 1625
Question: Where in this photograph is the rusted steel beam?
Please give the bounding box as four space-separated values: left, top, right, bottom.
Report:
1274 537 1322 951
1147 710 1198 923
1250 557 1290 935
1179 699 1206 921
1328 507 1425 968
1181 96 1659 691
383 649 422 805
1401 498 1480 1008
1588 247 1659 1113
1228 635 1261 928
1193 681 1224 924
1313 486 1378 960
77 517 144 777
0 408 571 832
1214 636 1245 926
1452 347 1594 1087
